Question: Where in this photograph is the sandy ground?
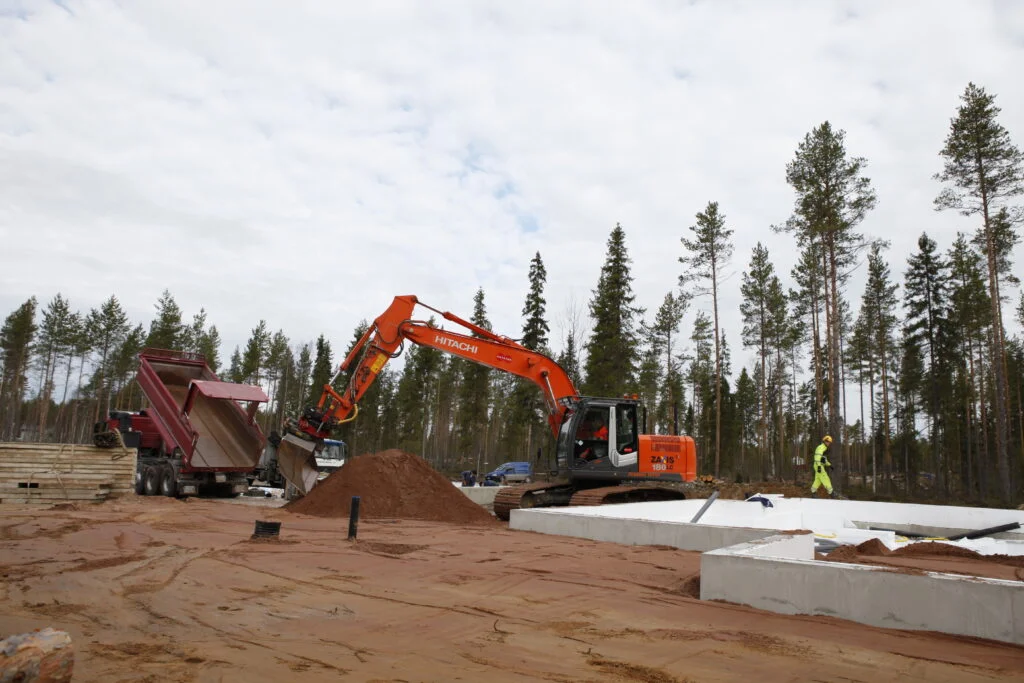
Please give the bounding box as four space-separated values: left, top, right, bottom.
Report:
2 498 1023 683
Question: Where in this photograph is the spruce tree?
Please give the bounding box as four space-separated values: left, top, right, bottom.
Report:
457 288 492 462
859 243 899 483
903 233 953 489
306 335 333 406
507 254 552 460
740 243 775 466
521 252 550 352
583 223 643 397
935 83 1023 503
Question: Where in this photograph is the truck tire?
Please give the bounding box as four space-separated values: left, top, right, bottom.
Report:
134 470 146 495
143 466 160 496
159 467 178 497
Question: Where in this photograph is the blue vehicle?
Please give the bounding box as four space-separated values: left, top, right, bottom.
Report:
484 461 533 485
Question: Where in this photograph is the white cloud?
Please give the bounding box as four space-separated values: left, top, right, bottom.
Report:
2 0 1022 375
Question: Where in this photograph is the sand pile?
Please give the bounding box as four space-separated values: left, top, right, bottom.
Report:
285 449 495 525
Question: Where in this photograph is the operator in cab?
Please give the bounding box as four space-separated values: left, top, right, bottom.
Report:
575 412 609 461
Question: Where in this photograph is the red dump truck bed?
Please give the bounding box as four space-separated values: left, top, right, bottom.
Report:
135 348 268 473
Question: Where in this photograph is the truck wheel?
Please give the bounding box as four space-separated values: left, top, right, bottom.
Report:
134 470 146 495
500 475 508 485
143 467 160 496
159 467 178 497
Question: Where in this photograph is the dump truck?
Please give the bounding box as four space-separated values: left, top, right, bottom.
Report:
93 348 270 497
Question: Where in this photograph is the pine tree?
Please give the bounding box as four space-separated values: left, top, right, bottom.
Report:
86 295 130 422
584 223 643 397
146 289 184 350
34 294 76 438
688 311 714 472
680 201 733 477
228 347 244 383
288 342 312 419
200 325 221 373
651 292 688 434
733 367 758 480
948 234 992 496
0 298 37 440
782 122 877 455
241 320 270 385
934 83 1023 504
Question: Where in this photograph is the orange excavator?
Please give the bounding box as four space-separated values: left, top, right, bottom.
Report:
277 295 697 519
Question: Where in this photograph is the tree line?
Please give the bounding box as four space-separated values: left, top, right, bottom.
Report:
2 83 1022 503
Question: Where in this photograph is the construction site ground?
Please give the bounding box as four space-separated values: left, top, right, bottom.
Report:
2 497 1023 682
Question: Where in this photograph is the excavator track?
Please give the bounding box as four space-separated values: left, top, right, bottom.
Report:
569 484 689 508
493 481 575 521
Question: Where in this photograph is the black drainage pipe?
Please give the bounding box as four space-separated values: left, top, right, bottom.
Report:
348 496 361 540
253 520 281 538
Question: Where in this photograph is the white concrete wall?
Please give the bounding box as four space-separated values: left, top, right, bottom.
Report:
701 535 1024 645
526 497 1024 549
510 509 781 551
458 485 503 506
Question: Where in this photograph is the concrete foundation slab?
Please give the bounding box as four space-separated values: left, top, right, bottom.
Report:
701 534 1024 645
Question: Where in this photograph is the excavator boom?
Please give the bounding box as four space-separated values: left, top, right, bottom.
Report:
277 295 580 491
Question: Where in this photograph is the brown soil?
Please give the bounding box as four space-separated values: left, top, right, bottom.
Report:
0 497 1021 681
285 449 495 525
823 539 1024 581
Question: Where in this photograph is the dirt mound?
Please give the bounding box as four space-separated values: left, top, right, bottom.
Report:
823 544 860 562
855 538 891 556
892 542 983 559
285 449 495 525
891 542 1024 567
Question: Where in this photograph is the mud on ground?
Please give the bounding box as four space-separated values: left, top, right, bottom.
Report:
1 498 1022 682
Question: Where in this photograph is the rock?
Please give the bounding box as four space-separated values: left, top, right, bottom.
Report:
0 628 74 683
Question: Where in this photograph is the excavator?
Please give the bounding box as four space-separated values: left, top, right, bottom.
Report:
276 294 697 520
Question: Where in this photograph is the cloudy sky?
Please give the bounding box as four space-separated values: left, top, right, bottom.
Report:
2 0 1022 374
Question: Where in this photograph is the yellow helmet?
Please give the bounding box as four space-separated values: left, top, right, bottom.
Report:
823 435 833 444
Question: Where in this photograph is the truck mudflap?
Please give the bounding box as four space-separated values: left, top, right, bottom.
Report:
276 434 319 495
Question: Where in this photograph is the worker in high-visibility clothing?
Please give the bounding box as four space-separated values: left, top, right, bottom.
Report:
811 435 838 499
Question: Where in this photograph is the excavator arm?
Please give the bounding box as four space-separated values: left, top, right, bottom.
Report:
277 295 580 493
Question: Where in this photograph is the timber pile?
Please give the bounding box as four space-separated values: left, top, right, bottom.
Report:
0 442 137 504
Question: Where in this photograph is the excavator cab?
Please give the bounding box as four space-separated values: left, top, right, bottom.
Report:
558 398 641 474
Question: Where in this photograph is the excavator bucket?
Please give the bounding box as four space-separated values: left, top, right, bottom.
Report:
276 434 320 496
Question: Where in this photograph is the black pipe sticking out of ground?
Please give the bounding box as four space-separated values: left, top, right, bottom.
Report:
946 521 1021 541
348 496 361 540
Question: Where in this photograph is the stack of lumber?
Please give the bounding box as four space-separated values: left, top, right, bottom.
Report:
0 442 137 504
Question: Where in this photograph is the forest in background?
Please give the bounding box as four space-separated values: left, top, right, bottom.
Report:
2 83 1023 504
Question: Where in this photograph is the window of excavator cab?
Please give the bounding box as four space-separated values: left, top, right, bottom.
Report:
576 407 609 441
616 404 637 451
